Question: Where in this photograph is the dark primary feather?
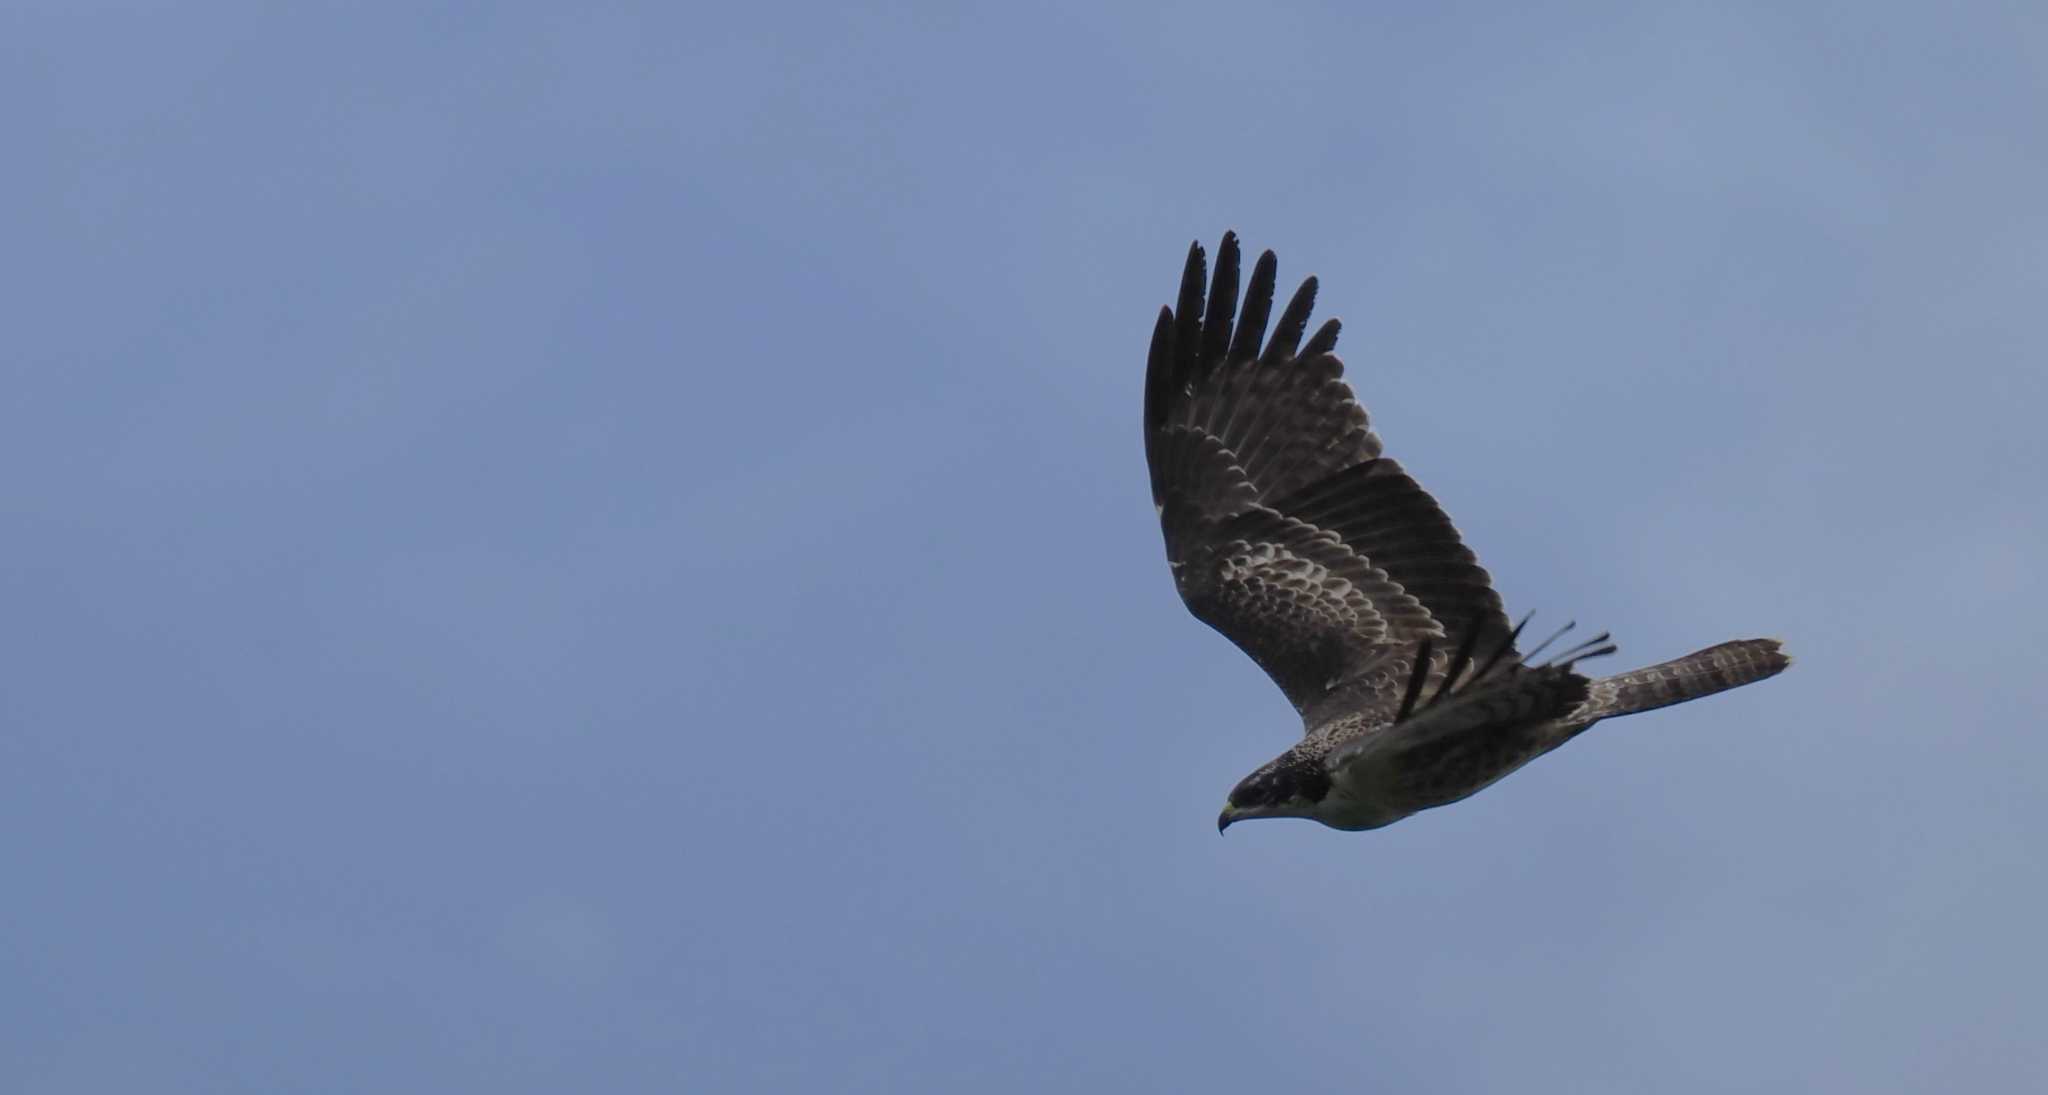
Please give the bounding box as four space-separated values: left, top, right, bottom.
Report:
1145 233 1519 722
1396 639 1435 723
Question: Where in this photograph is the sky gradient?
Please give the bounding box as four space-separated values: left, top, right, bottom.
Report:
5 2 2046 1091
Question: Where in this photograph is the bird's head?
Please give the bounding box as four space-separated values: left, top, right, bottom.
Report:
1217 748 1333 832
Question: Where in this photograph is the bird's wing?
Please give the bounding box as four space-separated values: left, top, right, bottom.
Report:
1326 624 1616 780
1327 661 1597 777
1145 233 1516 717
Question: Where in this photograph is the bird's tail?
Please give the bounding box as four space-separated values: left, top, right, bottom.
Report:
1580 638 1790 721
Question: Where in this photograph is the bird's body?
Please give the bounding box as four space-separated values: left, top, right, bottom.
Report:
1144 234 1789 832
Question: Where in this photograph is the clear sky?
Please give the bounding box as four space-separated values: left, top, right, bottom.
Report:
5 2 2045 1092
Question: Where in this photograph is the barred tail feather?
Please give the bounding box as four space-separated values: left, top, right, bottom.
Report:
1583 639 1790 720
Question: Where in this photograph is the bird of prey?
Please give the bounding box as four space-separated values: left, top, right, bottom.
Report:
1146 233 1790 832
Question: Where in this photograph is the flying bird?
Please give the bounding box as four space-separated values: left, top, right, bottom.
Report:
1146 233 1790 832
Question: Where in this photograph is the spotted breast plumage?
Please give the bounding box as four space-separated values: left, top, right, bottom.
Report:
1145 233 1790 832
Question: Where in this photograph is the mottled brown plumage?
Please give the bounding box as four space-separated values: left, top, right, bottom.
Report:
1146 233 1790 831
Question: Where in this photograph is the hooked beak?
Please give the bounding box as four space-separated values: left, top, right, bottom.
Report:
1217 805 1235 833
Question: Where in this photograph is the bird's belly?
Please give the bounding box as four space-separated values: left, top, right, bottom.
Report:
1310 787 1411 831
1322 724 1567 829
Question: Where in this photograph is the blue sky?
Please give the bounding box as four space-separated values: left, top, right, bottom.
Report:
5 2 2045 1091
